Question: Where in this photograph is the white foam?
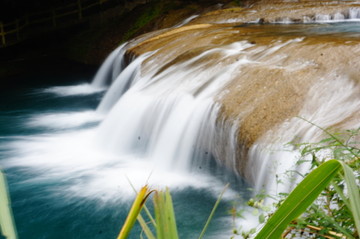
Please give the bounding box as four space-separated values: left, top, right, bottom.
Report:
42 83 105 96
173 14 199 27
2 127 236 202
26 111 103 129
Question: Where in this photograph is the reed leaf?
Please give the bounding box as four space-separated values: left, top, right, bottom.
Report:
0 169 18 239
198 183 229 239
153 189 179 239
117 185 151 239
340 161 360 235
137 214 156 239
164 188 179 238
153 191 165 239
255 159 341 239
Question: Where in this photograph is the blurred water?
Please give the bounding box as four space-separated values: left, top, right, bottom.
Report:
0 78 243 239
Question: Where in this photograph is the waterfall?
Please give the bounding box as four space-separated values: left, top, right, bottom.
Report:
91 43 127 88
90 22 360 203
95 42 254 174
219 7 360 24
3 4 360 238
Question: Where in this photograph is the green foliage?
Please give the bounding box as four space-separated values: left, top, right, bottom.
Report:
290 126 360 238
117 186 152 239
153 189 179 239
0 169 18 239
255 159 342 239
198 184 228 239
122 1 164 42
232 0 242 6
118 184 227 239
241 126 360 239
341 161 360 236
59 122 360 239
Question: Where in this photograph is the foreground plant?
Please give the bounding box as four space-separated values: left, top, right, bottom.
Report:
118 184 228 239
117 185 153 239
251 126 360 238
255 159 360 238
0 169 18 239
119 126 360 239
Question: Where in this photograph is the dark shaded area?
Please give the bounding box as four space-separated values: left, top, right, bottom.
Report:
1 0 68 21
0 56 96 92
0 0 236 89
0 20 97 92
0 0 128 21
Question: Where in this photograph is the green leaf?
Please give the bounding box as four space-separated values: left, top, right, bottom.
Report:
198 183 228 239
137 214 156 239
164 188 179 239
117 186 151 239
255 160 341 239
153 191 165 239
319 137 335 143
153 189 179 239
0 169 18 239
340 161 360 235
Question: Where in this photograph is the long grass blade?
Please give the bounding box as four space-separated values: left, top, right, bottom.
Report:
198 183 229 239
154 191 165 239
142 203 157 227
299 117 359 158
153 189 179 239
164 188 179 239
117 185 151 239
137 214 156 239
255 159 341 239
126 177 157 228
0 169 18 239
340 162 360 235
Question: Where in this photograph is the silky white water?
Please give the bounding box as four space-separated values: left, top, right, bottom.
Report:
0 80 239 239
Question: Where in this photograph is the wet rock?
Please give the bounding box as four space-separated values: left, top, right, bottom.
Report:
121 1 360 176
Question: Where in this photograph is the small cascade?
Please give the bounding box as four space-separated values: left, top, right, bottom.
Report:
95 42 254 174
91 43 127 88
3 4 360 239
216 7 360 24
91 19 360 199
92 12 360 199
96 52 153 113
276 7 360 23
349 7 360 19
173 14 199 28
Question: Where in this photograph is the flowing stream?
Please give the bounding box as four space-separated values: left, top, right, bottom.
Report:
1 20 360 239
0 65 242 239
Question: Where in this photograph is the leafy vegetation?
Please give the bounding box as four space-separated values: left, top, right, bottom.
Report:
0 169 17 239
121 1 165 42
236 126 360 238
117 184 228 239
117 125 360 239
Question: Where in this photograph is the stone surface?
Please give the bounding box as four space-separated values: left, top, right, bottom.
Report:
125 1 360 174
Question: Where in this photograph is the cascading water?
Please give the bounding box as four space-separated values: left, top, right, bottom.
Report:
91 43 127 88
1 3 360 238
95 42 254 174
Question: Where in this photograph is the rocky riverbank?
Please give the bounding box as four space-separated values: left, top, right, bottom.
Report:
124 0 360 176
